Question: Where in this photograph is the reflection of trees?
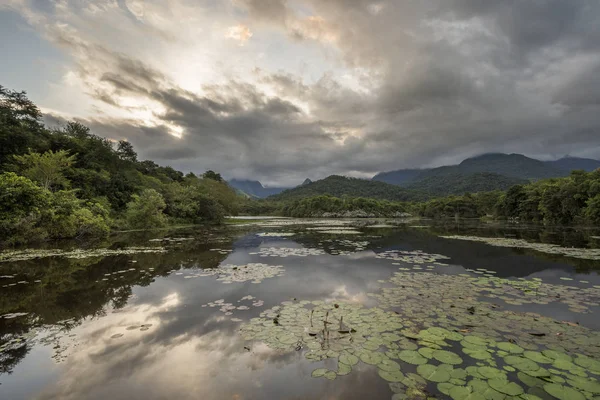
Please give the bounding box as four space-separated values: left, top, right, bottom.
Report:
0 228 238 375
384 222 600 274
0 338 29 374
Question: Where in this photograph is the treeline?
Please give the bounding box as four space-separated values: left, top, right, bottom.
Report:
248 169 600 225
1 85 239 245
280 195 410 218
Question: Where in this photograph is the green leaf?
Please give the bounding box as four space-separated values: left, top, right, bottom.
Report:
398 350 428 365
433 349 464 365
417 364 451 383
378 368 404 383
488 379 524 396
543 383 585 400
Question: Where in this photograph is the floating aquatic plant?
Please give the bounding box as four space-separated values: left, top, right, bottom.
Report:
0 247 167 263
251 247 325 258
186 263 285 283
375 249 451 264
441 235 600 260
239 263 599 400
256 232 296 237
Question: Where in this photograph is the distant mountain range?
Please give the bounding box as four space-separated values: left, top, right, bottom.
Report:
268 175 425 202
373 154 600 186
228 179 288 198
234 154 600 201
228 178 313 198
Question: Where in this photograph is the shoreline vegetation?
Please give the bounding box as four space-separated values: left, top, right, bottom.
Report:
1 85 599 246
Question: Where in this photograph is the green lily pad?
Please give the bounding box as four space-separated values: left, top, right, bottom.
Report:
312 368 328 378
543 383 585 400
497 342 524 354
359 350 385 365
567 376 600 394
339 352 359 366
438 382 455 395
418 347 435 359
523 351 553 364
542 350 572 363
324 370 337 380
398 350 428 365
378 368 404 382
434 350 463 365
477 367 506 380
504 355 540 372
449 385 486 400
417 364 451 383
337 362 352 376
379 358 401 371
488 379 524 396
464 347 492 360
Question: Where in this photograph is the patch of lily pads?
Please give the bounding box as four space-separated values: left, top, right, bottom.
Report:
441 235 600 260
375 249 451 264
256 232 296 237
251 247 325 257
188 263 285 283
0 247 167 263
239 264 600 400
201 295 264 316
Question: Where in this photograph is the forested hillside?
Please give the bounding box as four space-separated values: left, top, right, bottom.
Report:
0 85 239 245
373 153 596 189
268 175 426 202
266 169 600 224
406 173 527 196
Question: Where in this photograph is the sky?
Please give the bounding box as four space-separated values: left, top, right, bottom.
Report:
1 0 600 186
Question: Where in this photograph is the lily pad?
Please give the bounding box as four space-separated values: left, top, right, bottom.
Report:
417 364 451 383
398 350 428 365
433 349 463 365
543 383 585 400
378 368 404 382
488 379 524 396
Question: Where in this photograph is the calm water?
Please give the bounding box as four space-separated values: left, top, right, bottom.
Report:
1 219 599 400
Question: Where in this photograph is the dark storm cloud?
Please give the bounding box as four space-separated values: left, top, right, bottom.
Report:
21 0 600 185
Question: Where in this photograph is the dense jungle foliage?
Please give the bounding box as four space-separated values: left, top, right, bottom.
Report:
0 86 239 245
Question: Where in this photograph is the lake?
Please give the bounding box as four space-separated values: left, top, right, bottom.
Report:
1 219 599 400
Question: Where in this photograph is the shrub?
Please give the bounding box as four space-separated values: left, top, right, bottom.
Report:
125 189 167 229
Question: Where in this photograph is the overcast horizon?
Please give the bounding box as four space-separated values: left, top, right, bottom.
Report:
2 0 600 186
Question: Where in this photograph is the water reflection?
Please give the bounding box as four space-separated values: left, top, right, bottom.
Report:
0 221 599 399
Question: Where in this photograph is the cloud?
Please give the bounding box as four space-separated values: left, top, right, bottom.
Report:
225 24 253 46
3 0 600 185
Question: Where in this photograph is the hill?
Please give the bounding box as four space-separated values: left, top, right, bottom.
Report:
406 172 527 196
228 179 287 198
372 153 598 191
371 169 425 186
546 156 600 172
268 175 425 202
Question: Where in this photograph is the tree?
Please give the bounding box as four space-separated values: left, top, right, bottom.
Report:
0 85 47 166
116 140 137 162
203 170 223 182
0 172 51 243
12 150 76 191
164 184 225 224
125 189 168 229
584 194 600 225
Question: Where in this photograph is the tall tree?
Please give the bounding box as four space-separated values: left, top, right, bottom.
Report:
12 150 76 191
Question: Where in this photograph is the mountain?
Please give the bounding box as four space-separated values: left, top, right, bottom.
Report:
406 172 528 196
372 169 425 186
301 178 313 185
228 179 287 198
268 175 425 202
423 153 567 181
373 153 594 188
546 156 600 172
